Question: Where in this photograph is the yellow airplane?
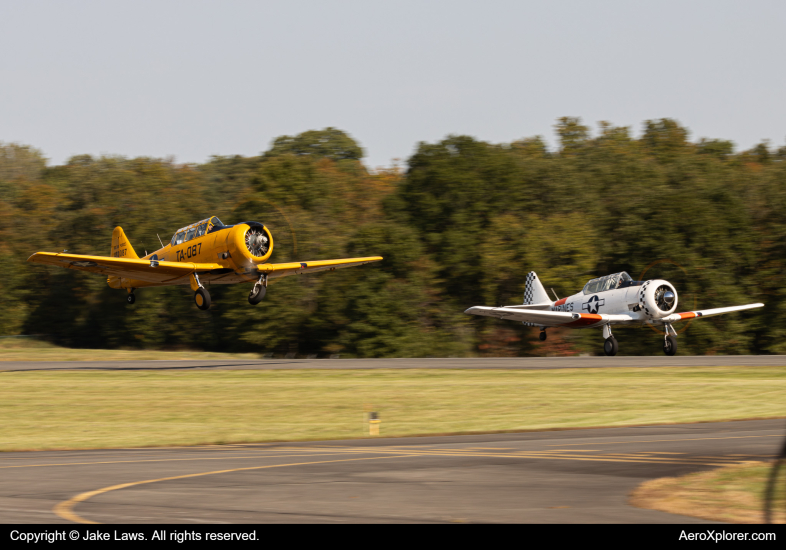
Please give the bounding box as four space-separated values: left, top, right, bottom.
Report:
28 216 382 310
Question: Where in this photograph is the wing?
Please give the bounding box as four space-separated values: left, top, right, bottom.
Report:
661 303 764 323
27 252 223 284
465 306 633 327
257 256 383 279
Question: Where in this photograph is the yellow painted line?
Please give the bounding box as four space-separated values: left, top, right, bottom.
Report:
570 453 746 464
0 451 359 470
546 434 782 446
508 449 601 453
390 450 733 467
317 447 734 466
643 452 685 455
214 445 751 467
242 446 770 468
54 454 420 524
459 447 513 450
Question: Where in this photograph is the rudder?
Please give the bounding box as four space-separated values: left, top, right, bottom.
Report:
111 227 139 259
523 271 551 305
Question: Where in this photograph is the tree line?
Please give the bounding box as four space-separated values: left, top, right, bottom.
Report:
1 119 785 356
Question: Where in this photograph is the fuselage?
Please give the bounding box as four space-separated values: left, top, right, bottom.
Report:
108 217 274 290
547 272 678 326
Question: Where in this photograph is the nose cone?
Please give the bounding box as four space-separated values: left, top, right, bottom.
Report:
664 291 675 306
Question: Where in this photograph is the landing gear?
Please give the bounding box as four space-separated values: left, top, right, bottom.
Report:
189 273 211 310
603 337 618 356
663 323 677 355
249 273 268 305
663 335 677 356
602 324 618 356
539 329 547 341
126 292 136 305
194 287 211 311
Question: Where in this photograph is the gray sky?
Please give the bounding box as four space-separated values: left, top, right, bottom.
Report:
2 0 785 168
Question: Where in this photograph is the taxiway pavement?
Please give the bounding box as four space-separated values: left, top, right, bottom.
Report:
1 419 783 523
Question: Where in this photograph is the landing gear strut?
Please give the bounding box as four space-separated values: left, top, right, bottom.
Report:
663 324 677 356
539 329 547 341
602 324 618 356
249 273 267 305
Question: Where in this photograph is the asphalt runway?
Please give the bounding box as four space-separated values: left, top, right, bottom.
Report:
3 355 786 372
1 419 783 523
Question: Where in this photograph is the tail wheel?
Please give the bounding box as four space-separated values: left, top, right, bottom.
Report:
127 293 136 305
248 284 266 305
664 334 677 356
603 337 618 356
194 288 211 310
539 331 547 341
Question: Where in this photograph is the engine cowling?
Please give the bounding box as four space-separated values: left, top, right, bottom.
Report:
637 279 678 318
226 222 274 267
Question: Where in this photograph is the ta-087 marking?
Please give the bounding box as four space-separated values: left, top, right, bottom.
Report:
176 243 201 261
28 216 382 311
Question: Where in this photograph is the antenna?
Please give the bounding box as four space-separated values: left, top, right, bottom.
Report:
157 234 164 248
551 288 560 301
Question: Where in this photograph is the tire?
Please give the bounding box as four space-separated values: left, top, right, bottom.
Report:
194 287 211 311
127 293 135 305
603 336 618 356
539 331 547 342
248 284 266 305
663 334 677 356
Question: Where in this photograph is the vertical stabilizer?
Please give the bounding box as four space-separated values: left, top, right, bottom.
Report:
523 271 551 305
111 227 139 259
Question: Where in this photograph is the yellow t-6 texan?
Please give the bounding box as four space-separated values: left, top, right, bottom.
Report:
28 216 382 310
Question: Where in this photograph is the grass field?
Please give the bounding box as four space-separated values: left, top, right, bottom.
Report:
0 337 265 362
631 461 786 523
1 366 785 451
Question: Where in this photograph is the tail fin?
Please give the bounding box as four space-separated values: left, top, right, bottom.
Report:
111 227 139 259
523 271 551 305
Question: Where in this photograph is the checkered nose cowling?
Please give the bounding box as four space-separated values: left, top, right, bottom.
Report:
638 279 678 318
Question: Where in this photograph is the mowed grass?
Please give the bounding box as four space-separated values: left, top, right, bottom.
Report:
0 338 264 362
1 367 785 451
632 461 786 523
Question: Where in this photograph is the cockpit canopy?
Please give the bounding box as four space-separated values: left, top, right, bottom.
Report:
170 216 226 246
583 272 634 294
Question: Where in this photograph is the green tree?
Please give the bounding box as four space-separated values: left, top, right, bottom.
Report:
264 127 364 162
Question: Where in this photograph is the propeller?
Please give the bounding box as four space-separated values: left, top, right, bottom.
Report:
654 284 676 311
245 227 269 257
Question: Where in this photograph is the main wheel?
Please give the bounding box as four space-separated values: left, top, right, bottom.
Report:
539 331 547 341
194 287 211 310
127 293 135 305
603 336 618 356
663 334 677 356
248 284 266 305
